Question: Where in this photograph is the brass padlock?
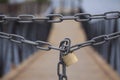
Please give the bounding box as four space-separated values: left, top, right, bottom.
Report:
63 53 78 67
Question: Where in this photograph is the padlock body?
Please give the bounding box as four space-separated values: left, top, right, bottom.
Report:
63 53 78 67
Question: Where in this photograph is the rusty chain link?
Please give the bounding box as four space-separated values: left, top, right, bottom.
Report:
0 11 120 23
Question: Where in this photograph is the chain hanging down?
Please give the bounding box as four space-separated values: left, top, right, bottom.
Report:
57 38 71 80
0 11 120 23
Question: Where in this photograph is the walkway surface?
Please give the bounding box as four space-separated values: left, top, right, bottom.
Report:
2 20 120 80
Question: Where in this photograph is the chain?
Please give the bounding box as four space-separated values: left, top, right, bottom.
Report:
57 38 71 80
0 32 64 51
0 11 120 79
70 31 120 52
0 31 120 52
56 31 120 80
0 11 120 23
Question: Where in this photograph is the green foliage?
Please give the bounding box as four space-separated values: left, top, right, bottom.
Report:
0 0 8 3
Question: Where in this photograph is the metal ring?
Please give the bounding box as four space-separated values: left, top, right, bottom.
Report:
0 32 10 39
92 35 108 45
9 34 25 44
18 15 35 23
57 62 64 76
104 11 120 20
74 13 91 22
46 14 63 23
90 14 105 19
4 16 20 21
33 17 49 22
59 38 71 55
35 41 51 51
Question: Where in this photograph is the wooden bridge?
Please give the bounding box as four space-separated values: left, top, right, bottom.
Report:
2 20 120 80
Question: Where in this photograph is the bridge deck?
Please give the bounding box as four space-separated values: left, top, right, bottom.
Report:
2 21 120 80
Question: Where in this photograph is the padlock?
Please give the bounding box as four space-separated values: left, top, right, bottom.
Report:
63 53 78 67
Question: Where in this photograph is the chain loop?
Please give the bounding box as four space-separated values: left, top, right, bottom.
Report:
107 32 120 40
74 13 91 22
70 31 120 52
61 16 76 20
46 14 63 23
33 17 49 22
90 14 105 19
91 35 108 45
48 46 65 52
4 16 20 21
0 32 63 51
9 34 25 44
0 11 120 23
57 62 66 76
57 38 71 80
104 11 120 20
35 41 51 51
0 31 120 52
22 40 38 46
0 11 120 80
18 15 35 23
70 40 94 52
0 32 10 39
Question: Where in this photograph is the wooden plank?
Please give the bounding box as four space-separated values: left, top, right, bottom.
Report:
2 51 46 80
86 47 120 80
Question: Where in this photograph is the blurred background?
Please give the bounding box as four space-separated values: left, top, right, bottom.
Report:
0 0 120 79
0 0 50 15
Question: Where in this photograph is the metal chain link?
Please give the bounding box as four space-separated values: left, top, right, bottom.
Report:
0 11 120 80
70 31 120 52
58 38 71 80
0 11 120 23
0 31 120 52
0 32 63 51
